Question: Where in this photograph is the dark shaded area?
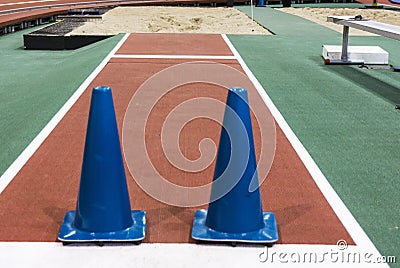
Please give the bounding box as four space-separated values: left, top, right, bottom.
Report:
328 66 400 105
24 34 112 50
23 18 112 50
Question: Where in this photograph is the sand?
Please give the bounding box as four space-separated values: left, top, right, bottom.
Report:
68 6 271 35
69 6 399 36
280 7 400 36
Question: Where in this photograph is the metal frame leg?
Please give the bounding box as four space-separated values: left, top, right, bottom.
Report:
341 25 349 62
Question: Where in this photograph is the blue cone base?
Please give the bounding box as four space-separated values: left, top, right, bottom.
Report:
58 210 146 242
191 209 278 243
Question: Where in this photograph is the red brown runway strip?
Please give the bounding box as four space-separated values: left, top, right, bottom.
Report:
0 33 354 245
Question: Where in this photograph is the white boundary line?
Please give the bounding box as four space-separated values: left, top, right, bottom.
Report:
0 242 391 267
220 34 386 262
112 54 236 60
0 33 130 195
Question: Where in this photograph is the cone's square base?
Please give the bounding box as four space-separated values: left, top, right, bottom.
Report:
191 209 278 244
58 210 146 243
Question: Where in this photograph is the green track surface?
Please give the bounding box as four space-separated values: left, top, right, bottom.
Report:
232 6 399 265
0 28 122 176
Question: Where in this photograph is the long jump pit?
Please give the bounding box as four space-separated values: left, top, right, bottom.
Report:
0 17 388 267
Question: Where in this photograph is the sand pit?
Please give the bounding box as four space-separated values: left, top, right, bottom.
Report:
279 7 400 36
69 6 399 36
69 6 271 35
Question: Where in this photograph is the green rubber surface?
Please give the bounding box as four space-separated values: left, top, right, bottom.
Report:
232 6 400 265
0 27 123 176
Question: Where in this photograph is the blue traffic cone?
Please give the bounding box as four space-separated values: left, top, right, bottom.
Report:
257 0 266 7
58 86 146 243
191 88 278 244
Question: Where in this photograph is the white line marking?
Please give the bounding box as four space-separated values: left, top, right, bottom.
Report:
112 54 236 60
221 34 387 264
0 242 390 268
0 33 130 195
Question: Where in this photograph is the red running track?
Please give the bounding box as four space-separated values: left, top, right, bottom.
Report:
0 33 355 245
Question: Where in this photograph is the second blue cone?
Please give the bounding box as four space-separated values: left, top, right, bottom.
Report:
191 88 278 244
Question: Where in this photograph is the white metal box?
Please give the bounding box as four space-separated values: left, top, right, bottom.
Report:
322 45 389 64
